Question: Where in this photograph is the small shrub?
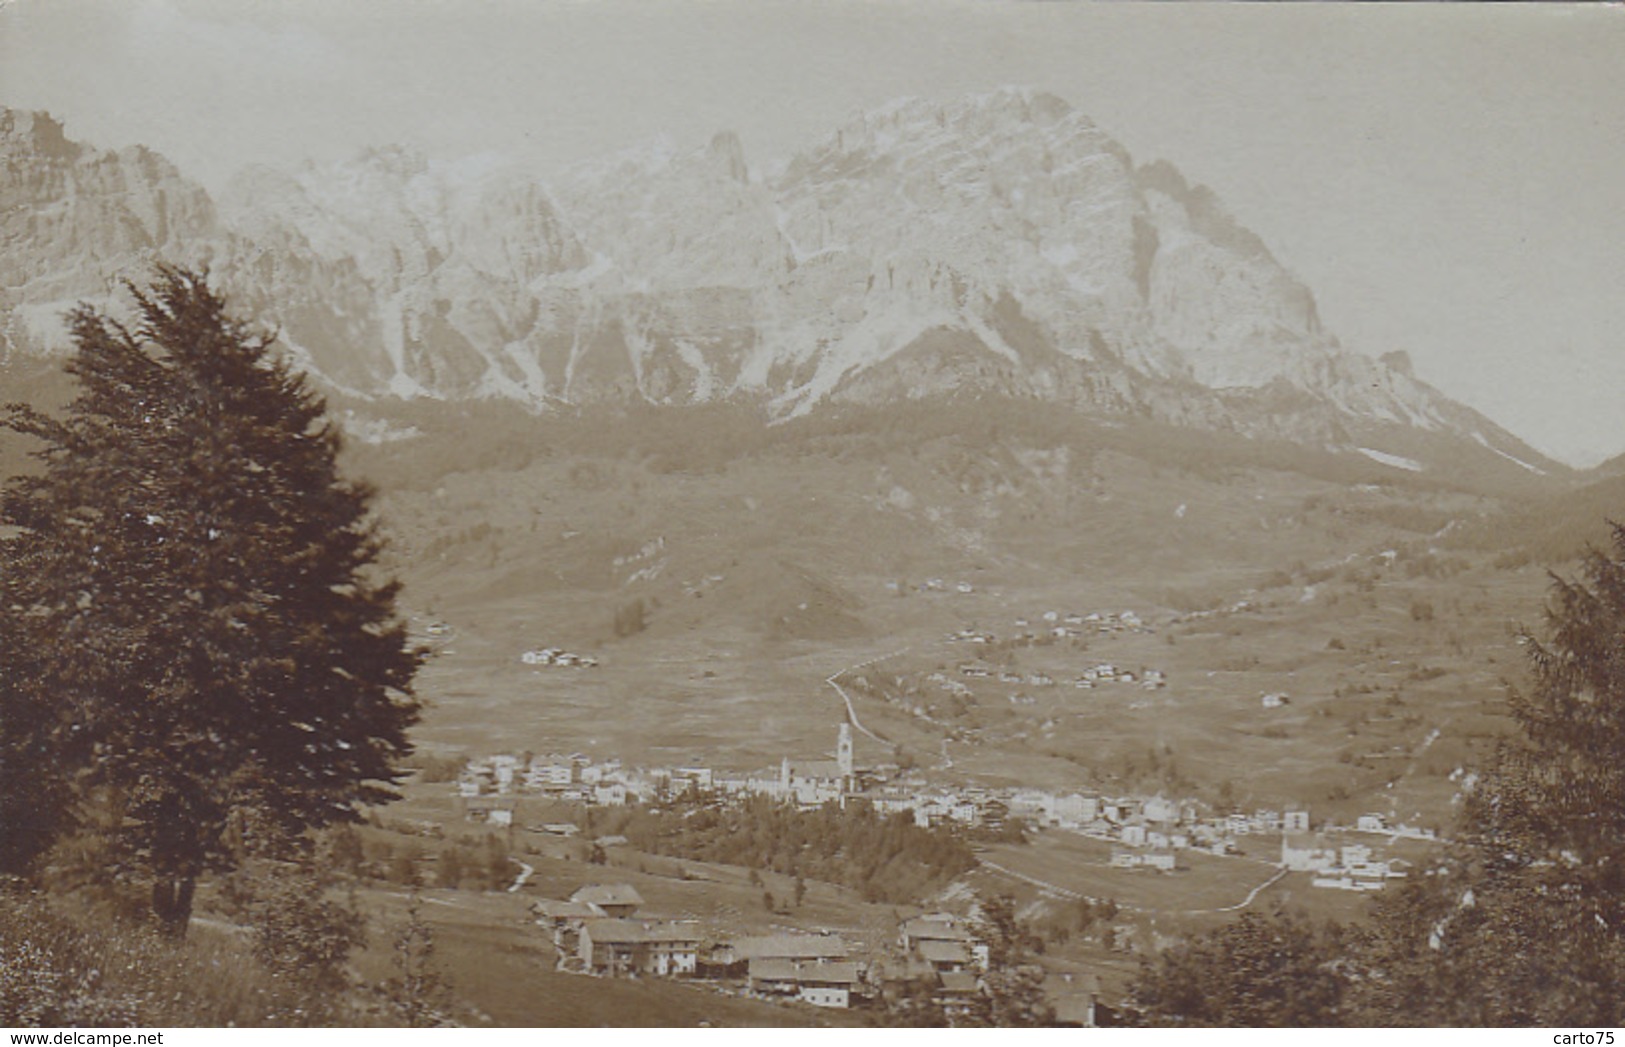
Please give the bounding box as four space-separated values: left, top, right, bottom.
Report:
375 896 453 1028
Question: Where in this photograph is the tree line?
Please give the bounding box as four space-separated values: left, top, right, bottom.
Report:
584 793 977 904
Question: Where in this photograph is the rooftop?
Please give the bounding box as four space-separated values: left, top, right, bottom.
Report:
532 899 598 920
582 918 702 945
902 915 972 942
571 883 645 908
918 939 972 965
748 958 862 986
729 933 850 961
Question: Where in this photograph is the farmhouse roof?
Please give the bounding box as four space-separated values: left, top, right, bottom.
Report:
730 933 850 961
902 915 972 942
938 971 981 994
532 899 598 921
582 918 701 945
571 884 645 908
918 939 972 965
748 958 862 985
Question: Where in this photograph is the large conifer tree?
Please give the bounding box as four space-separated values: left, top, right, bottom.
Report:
0 267 421 934
1417 523 1625 1022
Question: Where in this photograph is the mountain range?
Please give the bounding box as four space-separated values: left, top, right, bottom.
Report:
0 90 1561 484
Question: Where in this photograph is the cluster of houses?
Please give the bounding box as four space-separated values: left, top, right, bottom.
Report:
531 883 868 1008
459 752 638 808
1075 663 1165 690
952 661 1167 692
943 609 1153 648
911 578 976 594
530 885 1103 1022
458 728 864 813
533 884 703 978
1280 836 1411 891
1015 608 1149 640
530 886 1098 1020
1350 812 1437 840
519 646 599 669
455 726 1421 896
896 913 993 1016
1005 792 1313 861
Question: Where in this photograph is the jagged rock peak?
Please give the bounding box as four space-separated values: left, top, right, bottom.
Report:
1136 159 1276 268
351 143 432 179
1380 350 1414 378
0 108 82 162
818 87 1100 151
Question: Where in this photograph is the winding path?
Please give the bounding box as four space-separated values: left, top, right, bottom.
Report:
1211 865 1287 914
825 647 911 745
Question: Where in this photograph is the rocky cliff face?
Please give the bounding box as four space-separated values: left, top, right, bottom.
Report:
0 109 219 354
0 91 1556 474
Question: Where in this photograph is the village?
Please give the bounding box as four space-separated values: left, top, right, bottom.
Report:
425 591 1458 1020
529 886 1010 1018
458 727 1430 884
441 712 1435 1018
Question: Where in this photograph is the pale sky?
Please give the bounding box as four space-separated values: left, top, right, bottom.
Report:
3 0 1622 467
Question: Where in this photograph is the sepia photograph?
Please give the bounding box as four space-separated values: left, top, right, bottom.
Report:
1 0 1623 1031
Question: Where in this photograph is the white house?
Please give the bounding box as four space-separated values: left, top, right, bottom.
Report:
1046 793 1098 827
1142 796 1179 824
1281 834 1337 872
579 919 701 977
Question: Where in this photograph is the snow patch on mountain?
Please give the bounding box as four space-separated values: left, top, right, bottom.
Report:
1358 448 1424 473
1473 432 1545 475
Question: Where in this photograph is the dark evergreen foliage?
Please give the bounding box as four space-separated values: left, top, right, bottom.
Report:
963 893 1055 1027
0 267 421 934
1128 908 1346 1026
584 794 976 903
